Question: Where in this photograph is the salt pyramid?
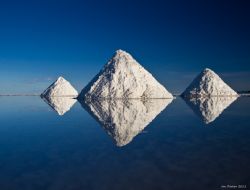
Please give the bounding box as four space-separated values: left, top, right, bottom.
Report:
41 77 78 97
78 50 173 100
184 96 237 124
42 96 77 116
81 99 172 146
182 68 238 97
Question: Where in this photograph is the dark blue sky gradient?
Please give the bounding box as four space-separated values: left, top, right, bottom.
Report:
0 0 249 94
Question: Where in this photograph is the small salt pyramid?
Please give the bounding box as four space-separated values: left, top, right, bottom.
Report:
182 68 238 97
41 76 78 97
78 50 173 100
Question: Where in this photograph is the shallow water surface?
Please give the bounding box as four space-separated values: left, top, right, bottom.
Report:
0 96 249 190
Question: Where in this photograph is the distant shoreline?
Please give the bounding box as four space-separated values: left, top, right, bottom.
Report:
0 93 249 97
0 94 40 96
239 93 250 96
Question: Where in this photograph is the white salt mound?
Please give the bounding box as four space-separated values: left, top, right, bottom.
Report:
79 50 173 99
41 77 78 97
182 68 238 97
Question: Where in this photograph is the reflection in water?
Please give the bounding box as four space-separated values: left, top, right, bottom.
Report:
184 96 238 124
42 96 77 116
81 99 173 146
0 97 250 190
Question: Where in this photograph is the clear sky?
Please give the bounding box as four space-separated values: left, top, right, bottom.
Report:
0 0 249 94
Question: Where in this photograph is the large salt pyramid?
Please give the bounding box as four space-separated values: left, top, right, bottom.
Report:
78 50 173 100
42 96 77 116
81 99 172 147
41 77 78 97
182 68 238 97
184 96 237 124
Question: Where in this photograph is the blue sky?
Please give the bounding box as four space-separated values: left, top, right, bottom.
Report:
0 0 249 94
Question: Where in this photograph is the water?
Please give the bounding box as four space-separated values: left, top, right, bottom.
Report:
0 96 249 190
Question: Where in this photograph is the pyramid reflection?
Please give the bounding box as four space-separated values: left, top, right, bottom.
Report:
80 99 172 146
42 96 77 116
184 96 238 124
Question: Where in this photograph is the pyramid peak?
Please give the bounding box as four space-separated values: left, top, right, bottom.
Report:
203 68 213 73
57 76 66 82
115 49 128 55
113 49 133 59
201 68 216 76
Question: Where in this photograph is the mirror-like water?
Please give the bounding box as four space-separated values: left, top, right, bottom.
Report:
0 96 249 190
